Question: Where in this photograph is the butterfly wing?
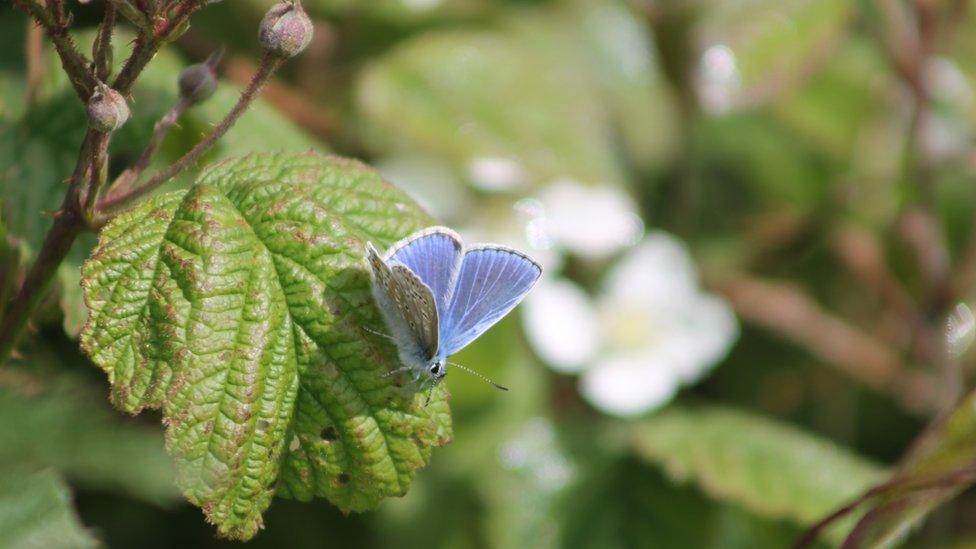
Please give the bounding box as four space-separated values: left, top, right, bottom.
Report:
439 245 542 357
386 227 463 317
367 243 440 362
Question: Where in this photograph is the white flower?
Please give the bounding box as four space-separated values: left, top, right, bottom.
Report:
466 156 526 192
498 417 575 493
695 44 741 114
521 279 599 373
536 180 644 259
457 180 642 273
947 303 975 359
523 231 738 417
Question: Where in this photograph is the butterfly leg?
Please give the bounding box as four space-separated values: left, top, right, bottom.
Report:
383 365 412 378
364 326 395 341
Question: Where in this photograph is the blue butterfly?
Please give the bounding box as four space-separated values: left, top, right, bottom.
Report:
366 226 542 391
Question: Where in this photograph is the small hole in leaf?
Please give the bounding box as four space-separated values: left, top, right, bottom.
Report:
320 426 338 442
337 473 350 485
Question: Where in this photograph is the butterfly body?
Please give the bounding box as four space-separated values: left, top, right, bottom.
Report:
366 227 541 388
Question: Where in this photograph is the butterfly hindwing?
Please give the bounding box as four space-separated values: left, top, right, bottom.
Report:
386 227 463 317
439 245 542 357
367 243 440 362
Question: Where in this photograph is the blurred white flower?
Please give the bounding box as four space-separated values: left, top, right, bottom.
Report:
467 156 526 192
696 44 741 114
947 303 975 359
521 279 599 373
401 0 441 12
538 180 644 258
523 231 738 417
921 58 975 162
498 417 574 493
459 179 642 273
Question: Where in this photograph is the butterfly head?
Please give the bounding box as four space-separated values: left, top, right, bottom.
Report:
427 360 447 383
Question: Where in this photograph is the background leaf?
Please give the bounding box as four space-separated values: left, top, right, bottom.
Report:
0 366 179 506
632 404 887 543
80 152 452 539
355 25 626 190
846 388 976 547
0 469 99 549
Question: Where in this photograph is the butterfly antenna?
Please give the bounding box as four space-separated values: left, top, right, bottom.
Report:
447 361 509 391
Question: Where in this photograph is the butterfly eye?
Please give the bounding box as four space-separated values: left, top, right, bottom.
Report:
429 364 440 375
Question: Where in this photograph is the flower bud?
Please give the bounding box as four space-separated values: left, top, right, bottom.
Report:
87 82 129 133
178 50 222 105
259 1 313 58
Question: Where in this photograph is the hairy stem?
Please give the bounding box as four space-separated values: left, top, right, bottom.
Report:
0 0 203 365
0 129 106 365
93 2 117 82
15 0 96 100
97 54 284 217
112 2 199 94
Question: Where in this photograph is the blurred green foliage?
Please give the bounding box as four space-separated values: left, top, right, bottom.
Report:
3 0 976 547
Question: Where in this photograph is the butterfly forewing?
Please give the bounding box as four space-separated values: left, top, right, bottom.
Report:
386 227 463 316
439 246 542 357
367 243 440 361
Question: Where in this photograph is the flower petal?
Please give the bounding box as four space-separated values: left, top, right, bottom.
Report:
539 180 643 258
522 279 599 373
580 353 680 417
603 231 698 306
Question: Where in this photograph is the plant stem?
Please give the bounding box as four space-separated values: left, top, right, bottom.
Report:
97 54 284 217
107 0 151 31
0 128 105 365
24 20 44 106
112 2 199 94
104 97 189 202
15 0 97 100
0 208 83 364
82 135 112 220
93 2 117 82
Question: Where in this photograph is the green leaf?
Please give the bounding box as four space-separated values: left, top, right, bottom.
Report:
356 26 626 189
81 152 452 539
0 469 99 549
632 404 886 543
0 365 180 505
559 456 810 549
697 0 853 106
843 389 976 546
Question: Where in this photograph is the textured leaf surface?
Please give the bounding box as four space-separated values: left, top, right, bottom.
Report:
81 152 452 539
0 469 99 549
632 405 886 543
